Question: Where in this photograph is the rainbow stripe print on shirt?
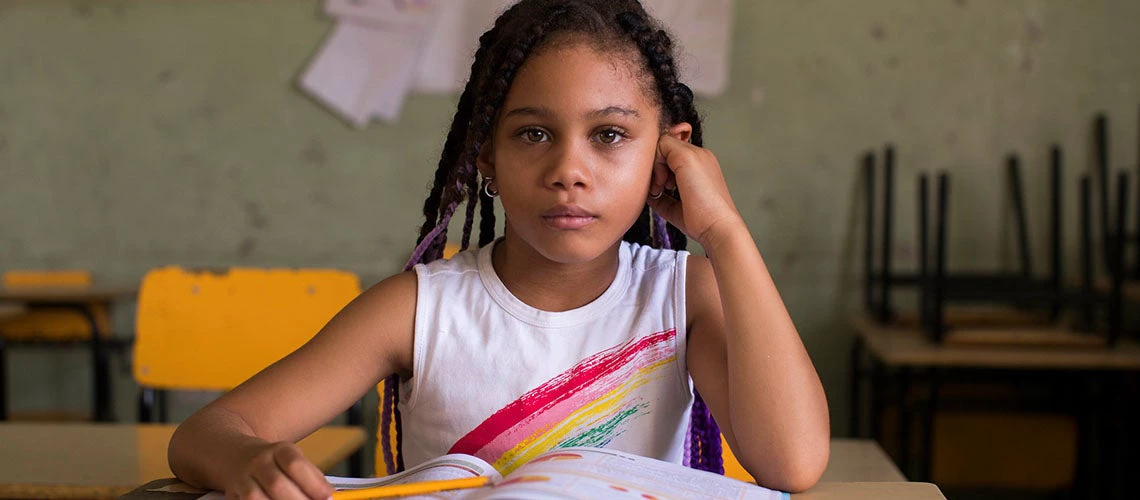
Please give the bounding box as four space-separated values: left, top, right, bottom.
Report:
448 328 678 474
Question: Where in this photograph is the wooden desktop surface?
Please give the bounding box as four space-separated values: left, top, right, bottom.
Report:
0 423 366 499
798 482 943 499
820 438 905 482
852 315 1140 370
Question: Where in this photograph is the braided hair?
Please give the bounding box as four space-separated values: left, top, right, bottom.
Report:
383 0 722 475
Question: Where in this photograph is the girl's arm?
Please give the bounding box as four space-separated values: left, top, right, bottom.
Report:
168 271 417 499
649 129 830 493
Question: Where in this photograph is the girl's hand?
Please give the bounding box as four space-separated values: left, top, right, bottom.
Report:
648 126 745 249
225 442 334 500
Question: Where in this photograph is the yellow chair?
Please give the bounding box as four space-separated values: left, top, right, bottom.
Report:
133 266 365 473
0 270 117 421
0 270 111 341
721 436 755 482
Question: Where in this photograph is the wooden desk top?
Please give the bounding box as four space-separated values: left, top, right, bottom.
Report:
0 423 365 499
0 284 137 303
852 315 1140 370
798 482 943 499
821 439 905 482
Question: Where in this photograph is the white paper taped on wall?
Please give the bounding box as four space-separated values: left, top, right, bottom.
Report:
299 0 733 126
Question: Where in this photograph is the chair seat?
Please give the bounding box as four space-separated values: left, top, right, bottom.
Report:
0 308 110 341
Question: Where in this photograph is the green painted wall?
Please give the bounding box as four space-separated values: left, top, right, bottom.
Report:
2 0 1138 454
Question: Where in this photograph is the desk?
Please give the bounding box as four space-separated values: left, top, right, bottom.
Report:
820 438 905 482
0 422 366 499
849 315 1140 493
116 438 938 500
0 284 137 421
121 479 945 500
798 482 943 499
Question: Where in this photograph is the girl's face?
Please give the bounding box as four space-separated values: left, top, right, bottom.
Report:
478 42 662 264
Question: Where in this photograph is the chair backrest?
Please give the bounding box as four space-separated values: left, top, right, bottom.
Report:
133 267 360 391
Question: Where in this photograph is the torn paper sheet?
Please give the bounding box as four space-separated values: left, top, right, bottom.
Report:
299 1 438 126
324 0 438 31
412 0 514 93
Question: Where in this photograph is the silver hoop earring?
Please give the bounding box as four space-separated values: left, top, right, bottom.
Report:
482 176 499 198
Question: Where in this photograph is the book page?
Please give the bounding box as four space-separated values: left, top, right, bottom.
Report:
196 454 498 500
329 453 501 489
472 447 788 500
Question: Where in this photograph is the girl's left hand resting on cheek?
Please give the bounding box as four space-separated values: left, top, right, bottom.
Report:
647 128 746 250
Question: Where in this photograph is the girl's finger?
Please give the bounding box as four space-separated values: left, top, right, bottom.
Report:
650 160 668 199
252 463 309 500
274 446 335 500
228 478 269 500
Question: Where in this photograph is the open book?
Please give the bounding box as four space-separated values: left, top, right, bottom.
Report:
328 447 788 500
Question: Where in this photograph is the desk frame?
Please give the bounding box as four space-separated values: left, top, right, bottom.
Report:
849 322 1139 499
0 286 135 422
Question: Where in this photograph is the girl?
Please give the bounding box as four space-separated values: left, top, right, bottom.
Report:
168 1 830 498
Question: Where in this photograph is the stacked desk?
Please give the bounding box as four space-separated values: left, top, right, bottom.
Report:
849 315 1140 496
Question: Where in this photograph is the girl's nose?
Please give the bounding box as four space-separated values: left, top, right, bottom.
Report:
544 141 592 190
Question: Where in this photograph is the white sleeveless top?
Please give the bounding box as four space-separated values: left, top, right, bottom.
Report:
399 239 694 474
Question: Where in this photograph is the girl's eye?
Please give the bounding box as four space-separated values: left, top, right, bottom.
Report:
596 128 626 145
522 129 549 143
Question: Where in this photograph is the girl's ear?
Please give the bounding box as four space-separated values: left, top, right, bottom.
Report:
476 140 496 178
664 122 693 143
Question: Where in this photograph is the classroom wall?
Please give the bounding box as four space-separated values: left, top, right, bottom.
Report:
2 0 1139 437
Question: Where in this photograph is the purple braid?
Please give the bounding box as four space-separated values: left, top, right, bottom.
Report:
379 374 397 474
692 393 724 473
651 211 671 250
393 384 405 472
402 204 456 271
689 397 705 468
460 166 479 251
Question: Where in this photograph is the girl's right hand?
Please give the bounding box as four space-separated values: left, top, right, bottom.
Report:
225 442 335 500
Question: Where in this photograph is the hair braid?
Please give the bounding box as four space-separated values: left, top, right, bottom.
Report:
460 172 479 251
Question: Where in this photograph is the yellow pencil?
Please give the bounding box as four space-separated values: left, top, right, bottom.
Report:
331 476 492 499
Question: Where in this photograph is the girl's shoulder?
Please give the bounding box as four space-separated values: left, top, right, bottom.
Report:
624 241 688 273
414 246 482 277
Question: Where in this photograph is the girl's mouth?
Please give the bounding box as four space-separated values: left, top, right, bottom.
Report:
542 215 597 229
541 204 598 229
